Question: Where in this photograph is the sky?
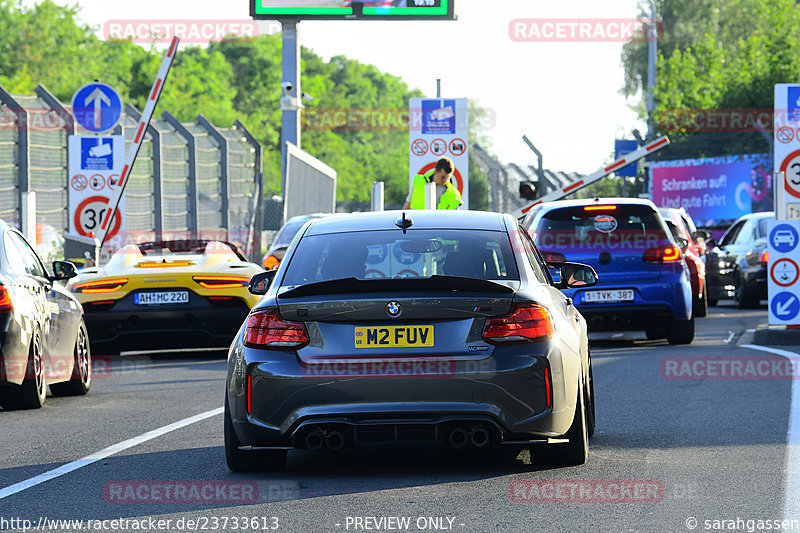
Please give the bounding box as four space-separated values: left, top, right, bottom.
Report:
24 0 647 175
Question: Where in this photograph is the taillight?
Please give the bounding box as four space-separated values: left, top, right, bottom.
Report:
247 374 252 414
192 275 250 289
71 278 128 293
0 285 13 312
544 366 552 408
760 250 768 263
584 205 617 211
136 261 194 268
482 304 554 344
263 255 280 270
540 251 566 263
643 245 682 263
244 309 309 349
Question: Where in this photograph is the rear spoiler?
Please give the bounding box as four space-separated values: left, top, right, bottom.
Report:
277 275 515 299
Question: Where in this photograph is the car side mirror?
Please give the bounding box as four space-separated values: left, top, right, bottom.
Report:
676 237 689 252
50 260 77 281
249 270 277 295
551 262 599 290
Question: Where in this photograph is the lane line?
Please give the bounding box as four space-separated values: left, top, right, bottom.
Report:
740 344 800 524
0 407 223 500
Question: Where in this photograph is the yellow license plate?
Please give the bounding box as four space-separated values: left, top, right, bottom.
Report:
354 326 434 348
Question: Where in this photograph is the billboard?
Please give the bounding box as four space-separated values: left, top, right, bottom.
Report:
651 154 773 228
251 0 455 20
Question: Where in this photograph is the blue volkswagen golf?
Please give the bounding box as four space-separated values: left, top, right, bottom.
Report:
523 198 694 344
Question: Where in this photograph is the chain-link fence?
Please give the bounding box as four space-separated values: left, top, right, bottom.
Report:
0 83 263 262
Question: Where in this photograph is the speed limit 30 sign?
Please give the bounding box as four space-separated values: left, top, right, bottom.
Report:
775 85 800 209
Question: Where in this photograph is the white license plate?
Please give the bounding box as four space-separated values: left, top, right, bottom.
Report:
583 289 634 303
134 291 189 305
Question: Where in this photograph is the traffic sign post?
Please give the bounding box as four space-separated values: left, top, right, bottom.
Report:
71 82 123 133
409 97 469 209
512 136 671 221
768 220 800 325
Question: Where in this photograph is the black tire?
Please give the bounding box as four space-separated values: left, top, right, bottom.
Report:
735 279 761 309
4 332 46 410
707 294 718 307
224 397 287 472
645 328 666 340
693 283 708 318
586 360 596 439
50 321 91 397
535 381 588 467
667 317 694 345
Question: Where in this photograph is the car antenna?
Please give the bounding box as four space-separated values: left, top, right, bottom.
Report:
395 212 414 234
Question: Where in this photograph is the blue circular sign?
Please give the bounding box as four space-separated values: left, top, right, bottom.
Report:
770 224 799 254
392 243 419 265
771 291 800 321
71 82 123 133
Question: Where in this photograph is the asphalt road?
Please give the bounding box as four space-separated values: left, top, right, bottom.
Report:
1 302 795 533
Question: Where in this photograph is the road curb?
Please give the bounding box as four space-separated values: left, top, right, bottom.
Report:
750 322 800 346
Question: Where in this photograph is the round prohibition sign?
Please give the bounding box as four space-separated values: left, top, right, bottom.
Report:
411 138 428 156
89 174 106 191
449 138 466 156
780 149 800 199
417 162 464 193
71 174 87 191
778 126 795 144
771 257 800 287
74 195 121 239
430 138 448 157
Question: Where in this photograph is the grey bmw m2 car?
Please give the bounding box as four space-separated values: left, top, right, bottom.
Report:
225 210 597 471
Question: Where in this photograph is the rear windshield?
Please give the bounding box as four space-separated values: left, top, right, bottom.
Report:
534 204 669 252
281 229 519 287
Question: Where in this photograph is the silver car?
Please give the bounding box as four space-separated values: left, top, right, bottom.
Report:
225 210 597 471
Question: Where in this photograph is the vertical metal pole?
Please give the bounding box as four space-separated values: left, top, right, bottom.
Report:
196 114 229 236
436 79 441 99
776 172 786 220
371 182 384 211
424 181 436 209
21 191 36 243
280 19 301 200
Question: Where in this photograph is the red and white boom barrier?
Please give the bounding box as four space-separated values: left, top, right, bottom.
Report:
98 37 180 247
511 135 671 221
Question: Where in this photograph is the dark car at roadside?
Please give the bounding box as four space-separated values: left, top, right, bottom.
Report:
226 210 598 471
262 214 330 270
0 220 90 409
705 211 773 308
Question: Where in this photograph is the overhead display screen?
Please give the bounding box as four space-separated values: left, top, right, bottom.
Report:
251 1 455 20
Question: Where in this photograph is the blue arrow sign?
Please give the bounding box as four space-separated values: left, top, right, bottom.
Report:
771 292 800 321
71 82 123 133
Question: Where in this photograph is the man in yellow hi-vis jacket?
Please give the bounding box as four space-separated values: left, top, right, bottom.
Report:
402 157 463 210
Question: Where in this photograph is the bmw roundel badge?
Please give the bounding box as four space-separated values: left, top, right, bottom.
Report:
386 301 402 318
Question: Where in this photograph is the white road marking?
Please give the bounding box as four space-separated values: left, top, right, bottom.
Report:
740 344 800 524
0 406 223 500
